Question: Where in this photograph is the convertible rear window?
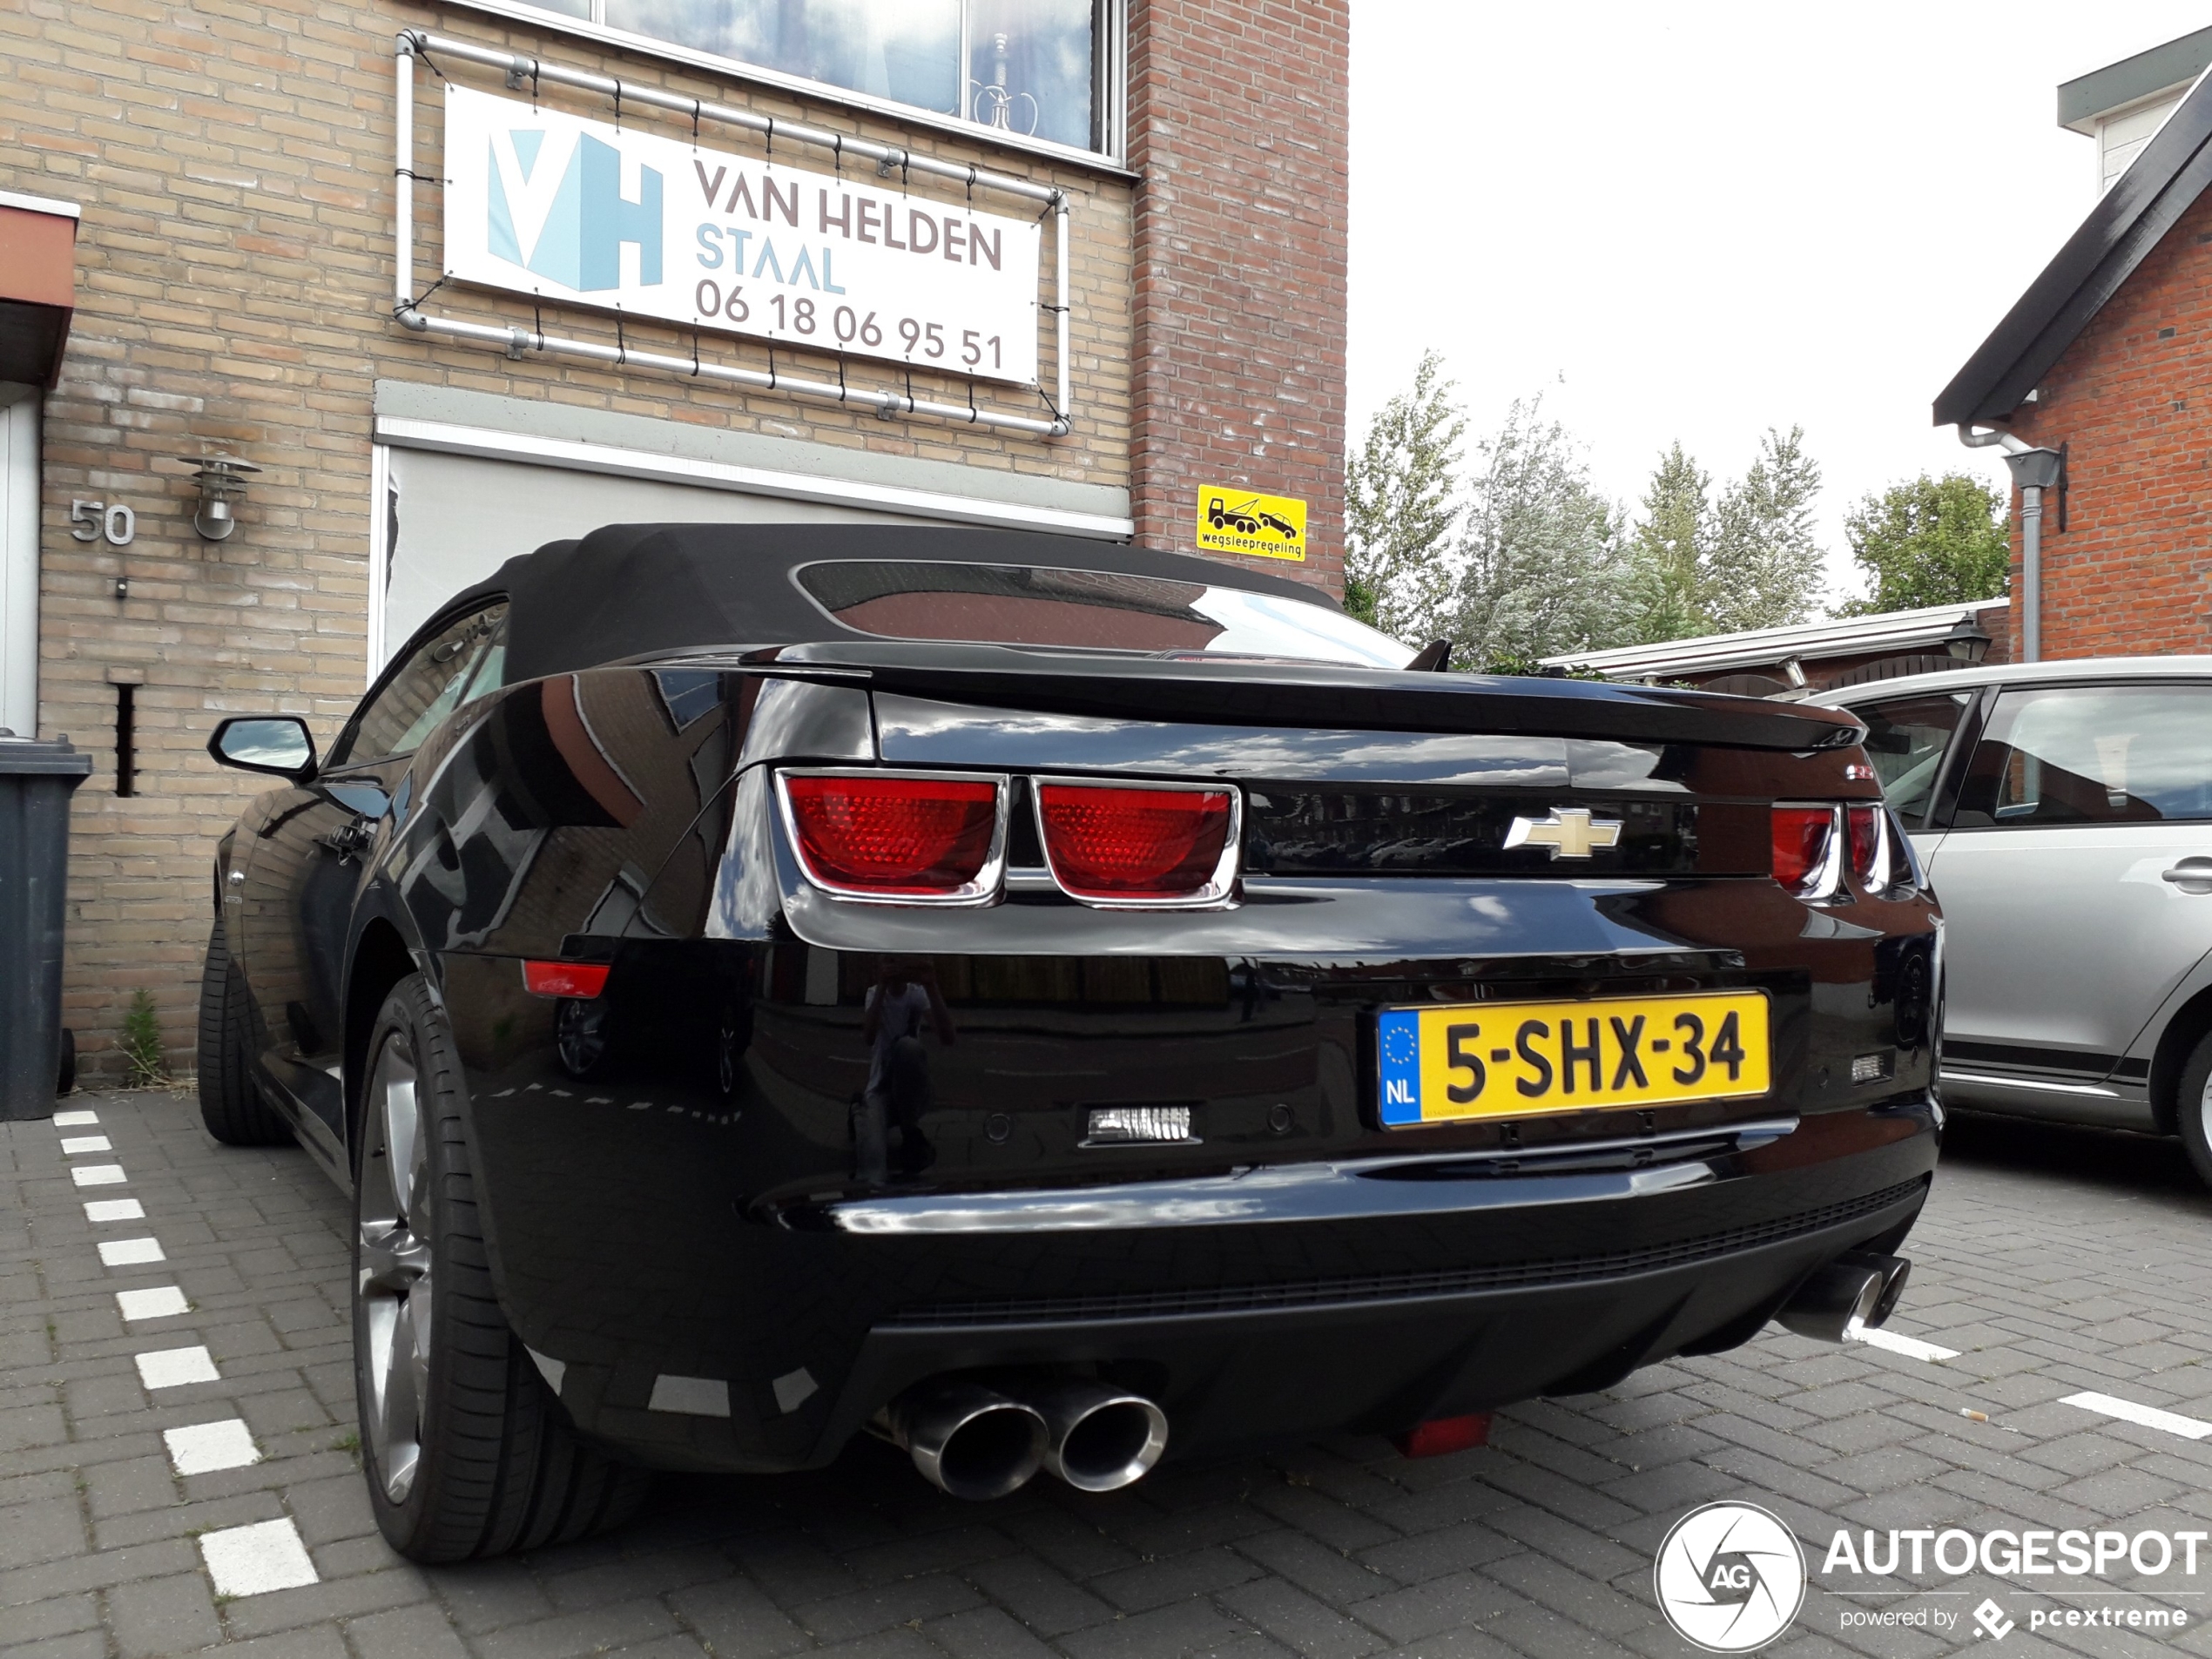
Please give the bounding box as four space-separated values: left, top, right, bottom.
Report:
794 561 1415 670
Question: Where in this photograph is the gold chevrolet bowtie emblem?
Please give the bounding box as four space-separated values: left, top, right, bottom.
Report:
1504 807 1623 860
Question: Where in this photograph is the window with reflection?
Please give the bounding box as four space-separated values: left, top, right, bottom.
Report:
1952 684 2212 827
567 0 1104 152
796 561 1416 670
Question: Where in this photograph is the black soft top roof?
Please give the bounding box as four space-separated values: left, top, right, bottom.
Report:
447 523 1333 683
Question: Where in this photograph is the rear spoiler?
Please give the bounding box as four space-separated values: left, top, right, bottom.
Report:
703 642 1865 752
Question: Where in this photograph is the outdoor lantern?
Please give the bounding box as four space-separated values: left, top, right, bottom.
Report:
1945 614 1993 663
174 454 261 542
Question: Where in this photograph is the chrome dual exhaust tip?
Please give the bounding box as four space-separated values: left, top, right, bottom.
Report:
878 1376 1170 1499
878 1380 1049 1501
1032 1379 1170 1493
1777 1252 1912 1343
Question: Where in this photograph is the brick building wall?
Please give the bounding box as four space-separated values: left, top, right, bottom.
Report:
1127 0 1350 595
0 0 1350 1081
2000 188 2212 659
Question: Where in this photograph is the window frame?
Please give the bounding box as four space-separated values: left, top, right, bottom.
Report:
1850 688 1975 833
327 597 510 772
443 0 1132 171
1942 678 2212 833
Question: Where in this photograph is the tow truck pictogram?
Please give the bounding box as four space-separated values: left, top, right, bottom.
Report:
1207 496 1298 539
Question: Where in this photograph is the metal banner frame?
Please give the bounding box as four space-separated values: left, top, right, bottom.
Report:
392 30 1074 440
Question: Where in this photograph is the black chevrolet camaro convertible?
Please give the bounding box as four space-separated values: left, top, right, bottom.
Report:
200 523 1939 1561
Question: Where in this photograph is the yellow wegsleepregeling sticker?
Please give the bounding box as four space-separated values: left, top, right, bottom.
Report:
1195 486 1306 562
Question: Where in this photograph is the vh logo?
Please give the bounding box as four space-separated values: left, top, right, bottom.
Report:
485 126 663 293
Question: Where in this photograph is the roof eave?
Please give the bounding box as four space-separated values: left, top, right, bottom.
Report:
1934 65 2212 428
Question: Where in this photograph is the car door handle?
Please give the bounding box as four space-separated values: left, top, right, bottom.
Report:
2161 859 2212 892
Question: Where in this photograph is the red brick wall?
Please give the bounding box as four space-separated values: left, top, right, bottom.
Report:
1127 0 1348 595
2003 188 2212 658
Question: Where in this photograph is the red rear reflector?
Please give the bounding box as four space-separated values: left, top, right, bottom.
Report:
781 772 1001 899
1035 782 1236 903
1770 806 1836 894
1846 805 1883 883
523 961 609 999
1393 1413 1491 1459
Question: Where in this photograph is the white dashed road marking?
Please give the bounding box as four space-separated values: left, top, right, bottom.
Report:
60 1135 112 1155
71 1164 126 1187
165 1419 261 1476
137 1345 220 1389
84 1197 145 1222
2060 1391 2212 1440
52 1109 99 1126
198 1517 319 1595
116 1286 190 1321
98 1237 165 1267
1851 1326 1959 1362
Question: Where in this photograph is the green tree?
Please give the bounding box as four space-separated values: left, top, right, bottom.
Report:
1840 472 2010 614
1625 442 1710 644
1344 351 1466 640
1707 426 1824 631
1446 399 1632 667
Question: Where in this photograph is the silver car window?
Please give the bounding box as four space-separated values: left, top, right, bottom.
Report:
1953 683 2212 827
1854 691 1971 830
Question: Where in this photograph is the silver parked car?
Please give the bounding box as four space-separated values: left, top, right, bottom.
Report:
1818 658 2212 1183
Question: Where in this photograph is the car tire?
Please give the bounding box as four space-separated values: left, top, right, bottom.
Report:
354 973 648 1562
197 921 292 1146
2177 1029 2212 1189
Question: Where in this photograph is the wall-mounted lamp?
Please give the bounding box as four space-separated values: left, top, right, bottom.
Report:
172 454 261 541
1945 615 1994 664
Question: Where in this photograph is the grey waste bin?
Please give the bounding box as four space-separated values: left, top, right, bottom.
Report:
0 732 92 1119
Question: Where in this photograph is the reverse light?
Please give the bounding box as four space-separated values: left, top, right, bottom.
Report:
1034 779 1240 907
523 961 610 999
1771 805 1840 897
777 769 1006 903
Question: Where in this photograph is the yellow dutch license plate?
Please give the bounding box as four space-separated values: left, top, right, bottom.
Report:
1375 991 1770 1127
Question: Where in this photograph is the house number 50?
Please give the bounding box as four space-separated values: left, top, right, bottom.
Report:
70 500 136 546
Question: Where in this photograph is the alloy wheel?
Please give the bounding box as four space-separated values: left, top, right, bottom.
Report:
358 1031 434 1504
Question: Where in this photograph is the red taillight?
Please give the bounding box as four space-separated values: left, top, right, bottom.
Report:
779 772 1001 900
1846 805 1884 885
523 960 610 999
1035 781 1238 904
1771 806 1837 894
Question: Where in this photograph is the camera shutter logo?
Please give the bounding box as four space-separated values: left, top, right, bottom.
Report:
1654 1502 1805 1652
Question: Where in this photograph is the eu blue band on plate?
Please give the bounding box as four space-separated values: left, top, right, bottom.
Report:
1378 1008 1422 1126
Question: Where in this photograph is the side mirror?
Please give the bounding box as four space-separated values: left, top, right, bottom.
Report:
209 716 316 781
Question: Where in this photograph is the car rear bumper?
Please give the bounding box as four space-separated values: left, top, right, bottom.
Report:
466 1091 1936 1474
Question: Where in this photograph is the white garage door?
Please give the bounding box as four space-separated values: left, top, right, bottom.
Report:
377 447 926 665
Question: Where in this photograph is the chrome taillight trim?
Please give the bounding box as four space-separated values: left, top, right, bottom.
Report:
1846 803 1893 893
1773 802 1847 901
1030 775 1244 910
773 767 1011 907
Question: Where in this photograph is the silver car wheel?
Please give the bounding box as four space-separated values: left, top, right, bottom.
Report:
357 1033 434 1504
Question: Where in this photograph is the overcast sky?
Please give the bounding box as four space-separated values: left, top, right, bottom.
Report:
1345 3 2212 607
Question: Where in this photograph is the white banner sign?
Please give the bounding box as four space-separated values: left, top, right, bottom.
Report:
442 84 1042 385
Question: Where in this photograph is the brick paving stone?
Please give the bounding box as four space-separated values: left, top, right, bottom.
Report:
13 1093 2212 1657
